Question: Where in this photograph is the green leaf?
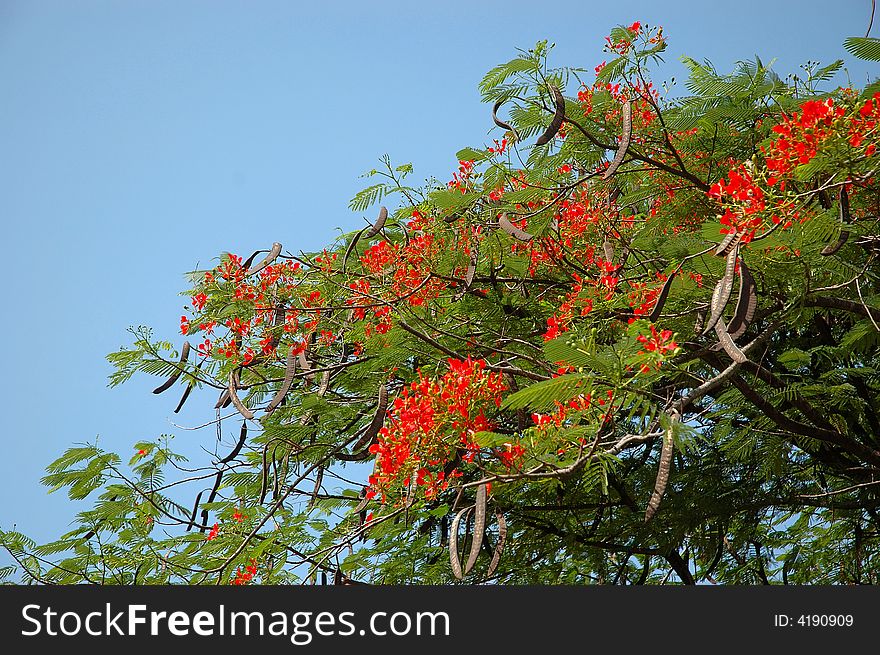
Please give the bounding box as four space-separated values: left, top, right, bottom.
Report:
349 183 387 212
479 57 537 97
843 37 880 61
455 147 486 162
501 373 591 411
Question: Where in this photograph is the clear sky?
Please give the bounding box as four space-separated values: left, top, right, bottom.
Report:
1 0 875 566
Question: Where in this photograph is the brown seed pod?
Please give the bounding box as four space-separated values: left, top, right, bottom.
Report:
354 383 388 451
714 317 748 363
265 351 297 415
821 231 850 256
534 84 565 146
228 370 254 420
219 422 248 464
725 261 757 341
363 206 388 239
186 490 204 532
644 411 678 522
694 307 707 335
464 483 488 575
454 244 479 302
152 341 191 394
449 507 470 580
703 247 739 334
241 249 261 271
602 100 632 180
714 230 741 257
602 237 615 264
498 212 533 241
298 350 315 385
317 369 331 397
342 227 367 274
259 445 271 504
199 470 224 533
309 466 324 508
353 487 371 516
648 269 679 323
173 358 203 414
173 384 194 414
839 185 851 222
486 512 507 578
215 388 232 410
338 384 390 462
492 99 520 140
246 242 282 276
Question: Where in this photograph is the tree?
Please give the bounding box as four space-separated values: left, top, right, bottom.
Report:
3 23 880 585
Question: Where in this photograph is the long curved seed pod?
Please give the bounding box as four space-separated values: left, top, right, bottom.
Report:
602 100 632 180
492 99 519 139
298 350 315 385
702 247 739 334
352 383 388 451
186 490 204 532
241 249 261 271
215 388 231 409
246 242 282 276
265 351 297 414
694 307 707 335
219 422 248 464
463 245 478 288
714 230 740 257
363 206 388 239
309 466 324 508
714 317 748 363
173 384 194 414
821 231 850 255
644 411 679 522
486 512 507 578
199 470 224 532
839 185 851 222
602 238 615 264
498 212 533 241
534 84 565 146
342 227 367 273
725 261 757 340
453 244 479 302
449 507 470 580
152 341 191 394
648 269 679 323
353 487 370 516
271 452 280 499
259 446 270 504
228 370 254 420
173 358 203 414
464 484 488 575
318 369 331 396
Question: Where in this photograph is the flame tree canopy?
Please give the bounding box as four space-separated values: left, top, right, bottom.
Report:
4 24 880 585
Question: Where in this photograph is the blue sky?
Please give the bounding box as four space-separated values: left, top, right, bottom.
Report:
1 0 875 565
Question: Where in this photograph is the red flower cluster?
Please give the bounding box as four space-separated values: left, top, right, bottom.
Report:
448 159 476 193
707 164 767 239
231 559 258 585
636 324 678 372
763 94 879 182
367 358 507 502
